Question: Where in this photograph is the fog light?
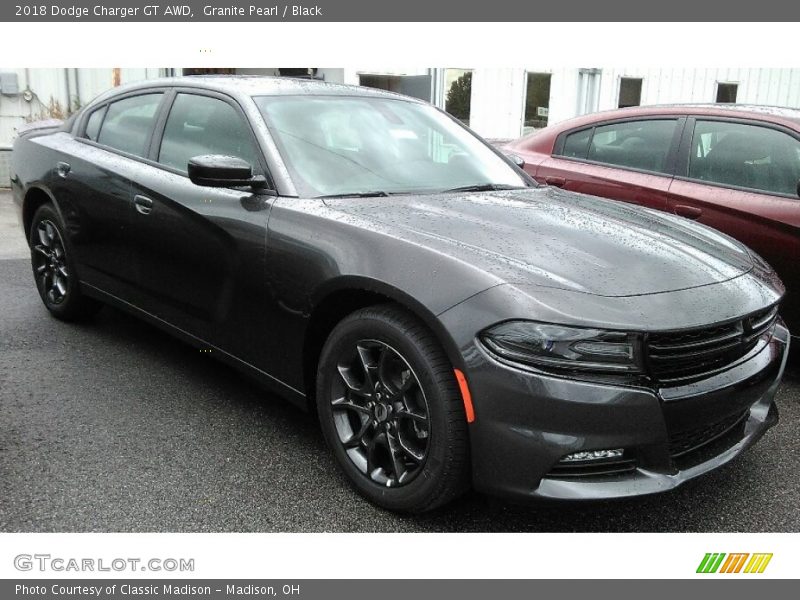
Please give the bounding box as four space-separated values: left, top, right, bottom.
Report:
560 449 625 462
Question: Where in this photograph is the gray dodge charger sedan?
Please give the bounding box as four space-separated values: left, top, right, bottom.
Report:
10 76 789 512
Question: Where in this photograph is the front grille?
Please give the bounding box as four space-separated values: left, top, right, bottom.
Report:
668 409 749 458
646 305 778 384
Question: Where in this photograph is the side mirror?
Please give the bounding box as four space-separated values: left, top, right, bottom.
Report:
188 155 267 189
505 153 525 169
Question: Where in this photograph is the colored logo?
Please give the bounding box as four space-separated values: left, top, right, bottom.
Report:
696 553 773 574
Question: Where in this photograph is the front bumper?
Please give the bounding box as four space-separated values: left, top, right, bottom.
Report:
459 321 788 502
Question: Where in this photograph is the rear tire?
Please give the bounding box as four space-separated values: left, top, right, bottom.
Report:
29 203 101 321
316 303 470 513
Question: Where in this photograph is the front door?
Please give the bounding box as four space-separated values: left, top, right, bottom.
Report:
125 90 274 362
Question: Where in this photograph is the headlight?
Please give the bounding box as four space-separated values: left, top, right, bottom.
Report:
480 321 644 374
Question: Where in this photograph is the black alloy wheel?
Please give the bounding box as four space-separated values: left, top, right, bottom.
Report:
331 339 430 487
32 219 70 306
29 203 101 320
317 304 470 513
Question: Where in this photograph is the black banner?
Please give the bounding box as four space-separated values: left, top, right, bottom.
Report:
2 0 799 22
3 580 799 600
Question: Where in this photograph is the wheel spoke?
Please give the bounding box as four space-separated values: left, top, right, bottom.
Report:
356 344 378 392
366 435 380 481
386 432 408 484
33 245 50 258
45 222 56 243
395 408 427 424
331 396 370 415
342 419 371 449
336 365 368 396
377 348 395 392
395 434 425 463
37 225 51 247
54 275 67 296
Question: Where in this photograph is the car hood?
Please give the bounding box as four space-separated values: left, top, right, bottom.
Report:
324 187 754 297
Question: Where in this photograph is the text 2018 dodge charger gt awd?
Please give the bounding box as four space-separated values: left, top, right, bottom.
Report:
10 77 790 512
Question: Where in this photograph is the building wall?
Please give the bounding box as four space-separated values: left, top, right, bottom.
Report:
0 68 164 184
469 67 800 139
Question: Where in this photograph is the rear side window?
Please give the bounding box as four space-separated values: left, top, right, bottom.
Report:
561 128 592 158
96 93 163 157
587 119 678 174
84 106 106 142
689 120 800 197
158 93 259 173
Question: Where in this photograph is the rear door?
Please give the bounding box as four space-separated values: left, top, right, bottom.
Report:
534 117 685 211
56 91 166 298
668 117 800 327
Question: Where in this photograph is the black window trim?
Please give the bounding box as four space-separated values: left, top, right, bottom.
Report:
76 87 171 164
150 87 274 190
552 116 687 179
75 86 276 193
674 115 800 200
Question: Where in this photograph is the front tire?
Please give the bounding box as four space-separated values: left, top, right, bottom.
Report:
316 304 470 513
29 203 101 321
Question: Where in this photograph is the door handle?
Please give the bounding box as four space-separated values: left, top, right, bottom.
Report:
674 205 703 220
133 195 154 215
56 162 71 178
544 176 566 188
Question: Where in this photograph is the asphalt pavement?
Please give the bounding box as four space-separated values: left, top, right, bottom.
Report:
1 190 798 532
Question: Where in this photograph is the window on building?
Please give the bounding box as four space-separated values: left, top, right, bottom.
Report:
586 119 678 173
689 120 800 196
444 69 472 126
523 73 552 135
716 83 738 104
96 93 163 157
158 93 259 173
618 78 643 108
577 68 602 116
358 74 432 103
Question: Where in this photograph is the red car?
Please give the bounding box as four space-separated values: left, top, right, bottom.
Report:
505 104 800 338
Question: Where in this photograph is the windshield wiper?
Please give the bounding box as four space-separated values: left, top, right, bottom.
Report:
441 183 528 193
316 191 390 199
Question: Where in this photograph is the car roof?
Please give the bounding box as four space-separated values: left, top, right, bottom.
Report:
551 103 800 133
508 103 800 151
86 75 425 107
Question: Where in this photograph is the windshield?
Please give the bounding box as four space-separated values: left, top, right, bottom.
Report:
253 95 528 197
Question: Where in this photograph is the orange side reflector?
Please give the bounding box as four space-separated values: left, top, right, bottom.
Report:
453 368 475 423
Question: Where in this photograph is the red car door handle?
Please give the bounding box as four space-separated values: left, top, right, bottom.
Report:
674 205 703 219
544 176 566 188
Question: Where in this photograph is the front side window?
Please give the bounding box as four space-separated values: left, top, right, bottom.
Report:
587 119 678 174
96 93 163 157
158 93 259 173
253 95 527 197
689 120 800 196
